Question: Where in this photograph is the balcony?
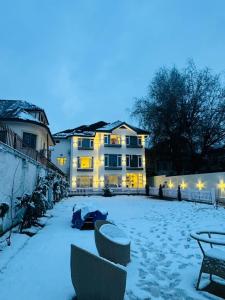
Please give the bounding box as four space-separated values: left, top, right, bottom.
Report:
126 167 143 170
77 168 93 172
126 144 142 148
78 146 94 150
105 166 122 170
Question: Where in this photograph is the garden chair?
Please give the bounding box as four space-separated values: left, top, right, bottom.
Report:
70 244 127 300
190 230 225 290
94 220 130 266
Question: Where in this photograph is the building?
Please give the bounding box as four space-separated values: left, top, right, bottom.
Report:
0 99 55 159
52 121 149 193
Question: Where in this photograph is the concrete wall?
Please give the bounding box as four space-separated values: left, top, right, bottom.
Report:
0 142 47 234
149 172 225 199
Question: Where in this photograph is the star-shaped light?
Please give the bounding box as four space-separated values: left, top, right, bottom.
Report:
218 180 225 191
180 180 187 190
168 180 174 189
196 180 205 190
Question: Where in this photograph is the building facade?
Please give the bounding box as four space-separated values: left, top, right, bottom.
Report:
0 99 55 158
52 121 149 193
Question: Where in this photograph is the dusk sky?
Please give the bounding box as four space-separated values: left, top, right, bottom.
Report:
0 0 224 133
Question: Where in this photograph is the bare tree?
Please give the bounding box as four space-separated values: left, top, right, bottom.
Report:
131 61 225 174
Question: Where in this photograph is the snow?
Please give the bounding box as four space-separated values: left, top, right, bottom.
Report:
0 195 225 300
205 248 225 260
17 110 39 122
73 202 107 219
100 223 130 245
97 120 123 131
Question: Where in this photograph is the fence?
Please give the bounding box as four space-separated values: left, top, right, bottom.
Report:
149 187 216 205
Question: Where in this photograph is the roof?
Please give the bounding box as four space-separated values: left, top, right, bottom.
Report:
54 120 149 139
96 120 149 134
0 99 49 125
0 99 54 145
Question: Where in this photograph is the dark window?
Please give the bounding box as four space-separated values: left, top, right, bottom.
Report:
82 139 90 148
126 155 142 168
126 155 130 166
104 155 109 167
104 135 109 144
23 132 37 149
105 154 121 167
118 155 122 167
109 154 118 167
130 155 138 167
130 136 138 146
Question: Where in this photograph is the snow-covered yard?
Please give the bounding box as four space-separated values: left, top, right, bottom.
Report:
1 196 225 300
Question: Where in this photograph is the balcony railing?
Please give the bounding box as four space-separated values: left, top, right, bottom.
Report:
0 123 64 176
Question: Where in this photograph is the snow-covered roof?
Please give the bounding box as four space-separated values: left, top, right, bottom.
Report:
54 120 149 139
0 99 48 125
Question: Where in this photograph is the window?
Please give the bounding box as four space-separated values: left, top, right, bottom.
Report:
126 173 143 188
126 155 142 168
104 135 109 144
110 135 120 145
126 136 142 147
104 134 121 146
57 157 67 166
77 157 93 169
104 155 109 167
138 137 142 146
78 138 94 149
23 132 37 149
77 176 93 188
105 175 122 187
104 154 122 168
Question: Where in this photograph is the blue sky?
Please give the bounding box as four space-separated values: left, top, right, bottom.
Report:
0 0 224 132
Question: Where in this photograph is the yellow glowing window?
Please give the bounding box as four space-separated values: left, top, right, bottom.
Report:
110 135 121 145
105 175 122 187
126 173 143 188
78 157 93 169
57 157 67 166
77 176 93 188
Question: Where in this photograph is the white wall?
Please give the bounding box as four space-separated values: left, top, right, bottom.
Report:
51 137 71 178
0 142 47 234
150 172 225 199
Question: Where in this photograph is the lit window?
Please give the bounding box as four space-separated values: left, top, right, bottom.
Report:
126 173 143 188
105 175 122 187
57 157 67 166
78 157 93 169
77 176 93 188
110 135 120 145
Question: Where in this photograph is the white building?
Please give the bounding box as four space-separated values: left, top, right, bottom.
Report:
52 121 149 193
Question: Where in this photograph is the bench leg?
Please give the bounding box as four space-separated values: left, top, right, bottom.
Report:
196 265 203 290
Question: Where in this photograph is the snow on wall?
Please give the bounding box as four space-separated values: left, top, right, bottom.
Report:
0 142 47 234
150 172 225 199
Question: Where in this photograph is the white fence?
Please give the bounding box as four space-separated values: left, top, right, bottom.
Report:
149 187 216 205
70 187 146 196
